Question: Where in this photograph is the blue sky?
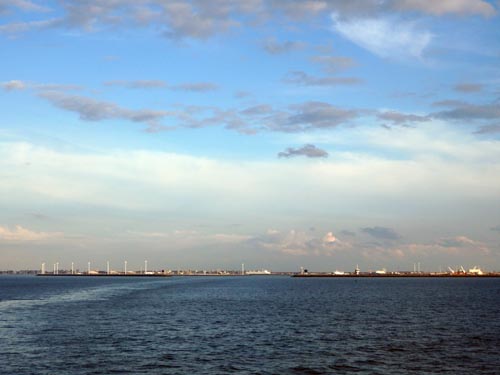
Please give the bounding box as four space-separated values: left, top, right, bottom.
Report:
1 0 499 272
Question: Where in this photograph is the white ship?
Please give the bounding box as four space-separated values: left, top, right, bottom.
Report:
246 269 271 275
468 266 484 275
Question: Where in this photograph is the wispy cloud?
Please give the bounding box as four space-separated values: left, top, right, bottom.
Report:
474 124 500 135
433 100 500 121
1 80 26 90
0 225 62 241
262 38 304 54
0 0 495 40
103 80 218 92
331 14 433 59
104 80 167 89
0 18 58 35
1 79 81 92
37 91 171 131
310 55 357 73
453 83 483 93
377 111 429 126
171 82 218 92
284 70 362 86
0 0 50 13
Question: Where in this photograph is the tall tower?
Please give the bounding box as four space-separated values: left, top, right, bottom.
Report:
41 262 45 275
242 263 245 275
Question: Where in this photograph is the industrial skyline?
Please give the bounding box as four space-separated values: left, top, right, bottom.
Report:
1 0 499 271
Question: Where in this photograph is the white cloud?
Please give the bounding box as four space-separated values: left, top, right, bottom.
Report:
0 225 63 241
1 132 499 214
331 13 432 59
1 80 26 91
323 232 337 243
405 236 490 256
249 229 345 256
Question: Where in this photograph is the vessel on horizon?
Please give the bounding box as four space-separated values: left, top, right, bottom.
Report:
246 269 271 275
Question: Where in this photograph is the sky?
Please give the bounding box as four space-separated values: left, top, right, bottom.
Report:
1 0 500 272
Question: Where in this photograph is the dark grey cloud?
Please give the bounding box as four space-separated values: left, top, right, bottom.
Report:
454 83 483 93
491 225 500 233
377 111 429 126
311 55 357 73
361 226 400 240
278 144 329 158
262 38 304 54
284 71 362 87
38 91 170 130
104 80 167 89
340 230 356 237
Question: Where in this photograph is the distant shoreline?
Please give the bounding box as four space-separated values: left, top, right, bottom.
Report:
35 273 172 277
30 273 500 278
292 273 500 278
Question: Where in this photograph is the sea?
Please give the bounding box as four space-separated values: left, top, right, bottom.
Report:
0 275 499 374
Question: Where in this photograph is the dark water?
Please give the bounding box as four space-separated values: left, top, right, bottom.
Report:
1 276 499 374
